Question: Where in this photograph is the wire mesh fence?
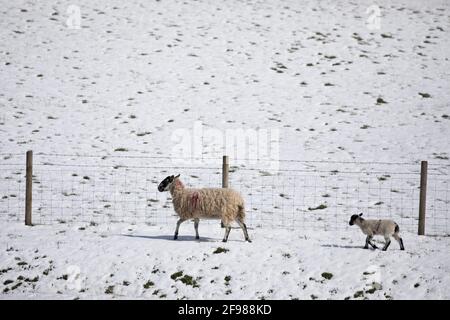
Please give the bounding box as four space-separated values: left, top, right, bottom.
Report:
0 152 449 235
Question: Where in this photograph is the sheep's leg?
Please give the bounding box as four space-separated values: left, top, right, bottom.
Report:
382 236 391 251
194 218 200 240
174 218 186 240
367 236 378 249
222 225 232 242
393 233 405 250
364 235 371 249
236 219 251 243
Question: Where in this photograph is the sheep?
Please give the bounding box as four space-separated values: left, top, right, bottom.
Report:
349 213 405 251
157 174 251 243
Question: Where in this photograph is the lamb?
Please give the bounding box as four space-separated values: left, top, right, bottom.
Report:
157 174 251 242
349 213 405 251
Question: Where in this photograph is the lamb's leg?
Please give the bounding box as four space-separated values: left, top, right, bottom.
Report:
174 218 186 240
393 233 405 250
236 219 251 243
382 236 391 251
222 225 231 242
194 218 200 240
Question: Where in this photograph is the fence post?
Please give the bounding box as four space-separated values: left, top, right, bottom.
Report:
25 150 33 226
222 155 229 188
418 160 428 235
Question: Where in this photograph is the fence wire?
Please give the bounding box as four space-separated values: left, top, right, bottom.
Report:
0 153 449 235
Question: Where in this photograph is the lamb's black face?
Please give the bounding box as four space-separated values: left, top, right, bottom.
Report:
158 175 174 192
349 213 363 225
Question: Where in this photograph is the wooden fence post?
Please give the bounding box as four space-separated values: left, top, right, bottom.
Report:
418 160 428 235
222 155 229 188
25 150 33 226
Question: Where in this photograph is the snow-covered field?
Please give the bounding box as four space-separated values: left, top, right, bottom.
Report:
1 222 449 300
1 0 450 299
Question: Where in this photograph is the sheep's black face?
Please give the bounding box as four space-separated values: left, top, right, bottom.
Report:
349 214 359 226
158 175 174 192
349 213 363 225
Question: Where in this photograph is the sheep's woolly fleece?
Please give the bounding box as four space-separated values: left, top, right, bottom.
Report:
169 178 245 225
351 217 400 238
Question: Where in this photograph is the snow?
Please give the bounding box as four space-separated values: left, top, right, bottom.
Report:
1 222 449 300
1 0 450 299
1 0 449 162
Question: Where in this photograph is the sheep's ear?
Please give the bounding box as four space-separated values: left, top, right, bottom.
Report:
175 174 180 178
359 213 363 216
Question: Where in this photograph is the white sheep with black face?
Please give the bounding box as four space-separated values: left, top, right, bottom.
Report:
157 174 251 243
349 213 405 251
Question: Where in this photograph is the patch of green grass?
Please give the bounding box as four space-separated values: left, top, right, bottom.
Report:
178 275 199 288
376 97 387 104
366 287 377 294
11 282 22 290
0 267 13 274
321 272 333 280
105 285 114 294
143 280 154 289
308 204 327 211
213 247 229 254
170 271 183 280
57 274 68 280
366 282 383 294
136 132 151 137
25 276 39 283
